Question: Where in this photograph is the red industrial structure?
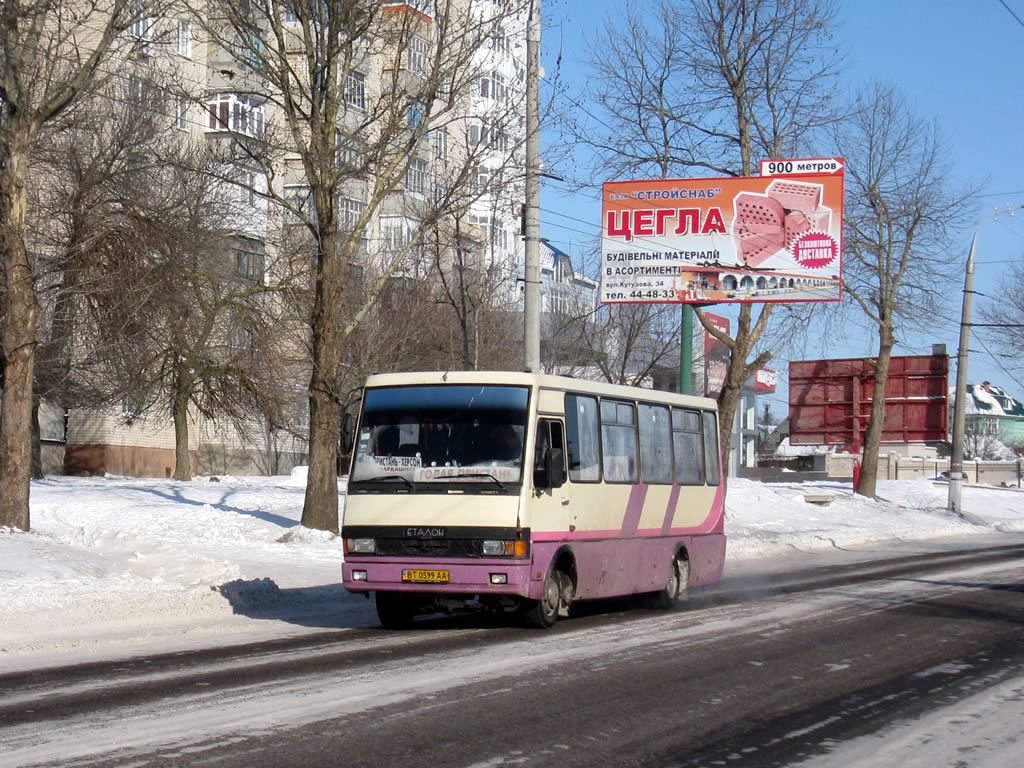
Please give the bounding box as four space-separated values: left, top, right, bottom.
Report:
788 353 949 452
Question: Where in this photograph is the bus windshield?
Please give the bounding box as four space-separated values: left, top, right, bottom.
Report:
350 384 529 485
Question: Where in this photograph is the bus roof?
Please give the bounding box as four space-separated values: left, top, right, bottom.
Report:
361 371 718 410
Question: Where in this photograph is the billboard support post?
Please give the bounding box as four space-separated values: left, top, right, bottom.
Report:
680 305 693 394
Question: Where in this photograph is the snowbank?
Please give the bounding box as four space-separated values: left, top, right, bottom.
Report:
2 473 1023 668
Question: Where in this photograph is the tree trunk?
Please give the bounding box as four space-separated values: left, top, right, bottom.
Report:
301 232 345 533
0 129 37 531
169 364 193 479
857 328 894 498
172 368 193 481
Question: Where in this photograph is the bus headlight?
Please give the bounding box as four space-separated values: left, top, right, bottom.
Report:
346 538 376 554
482 540 528 557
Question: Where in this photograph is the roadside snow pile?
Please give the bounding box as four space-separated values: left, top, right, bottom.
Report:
724 478 1018 558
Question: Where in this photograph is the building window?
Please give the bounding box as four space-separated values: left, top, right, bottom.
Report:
472 165 495 194
176 97 188 131
469 119 507 151
469 214 491 245
345 71 366 110
382 216 424 277
433 128 448 161
407 36 429 76
207 94 265 137
336 130 365 172
131 3 153 50
405 157 428 196
177 19 192 58
234 169 260 207
128 75 146 103
283 185 315 225
478 71 507 101
234 245 265 282
492 25 510 53
339 196 368 256
407 100 426 132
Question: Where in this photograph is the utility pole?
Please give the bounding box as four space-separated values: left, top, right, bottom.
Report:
523 0 541 372
948 204 1022 515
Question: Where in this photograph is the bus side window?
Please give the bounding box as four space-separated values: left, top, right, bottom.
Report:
703 411 721 485
601 400 638 483
672 408 704 485
534 419 566 490
565 394 600 482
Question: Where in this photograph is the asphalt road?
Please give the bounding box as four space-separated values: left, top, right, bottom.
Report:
3 541 1024 768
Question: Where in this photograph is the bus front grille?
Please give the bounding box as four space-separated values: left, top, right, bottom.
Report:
376 538 479 557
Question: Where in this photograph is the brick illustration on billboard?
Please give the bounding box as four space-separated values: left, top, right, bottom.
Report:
601 158 843 305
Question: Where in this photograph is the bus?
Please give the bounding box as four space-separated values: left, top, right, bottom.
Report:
341 371 725 628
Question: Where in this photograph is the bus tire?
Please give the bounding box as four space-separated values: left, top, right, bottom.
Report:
376 592 415 629
523 566 569 628
651 556 689 610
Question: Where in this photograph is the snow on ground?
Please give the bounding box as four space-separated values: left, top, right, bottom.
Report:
4 471 1024 765
2 471 1024 672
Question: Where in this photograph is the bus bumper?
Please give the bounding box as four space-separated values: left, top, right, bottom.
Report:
343 558 533 598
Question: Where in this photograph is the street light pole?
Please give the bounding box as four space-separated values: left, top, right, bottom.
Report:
948 205 1023 515
523 0 541 373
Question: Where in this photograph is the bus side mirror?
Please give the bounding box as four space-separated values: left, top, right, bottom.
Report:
535 447 566 490
549 447 566 488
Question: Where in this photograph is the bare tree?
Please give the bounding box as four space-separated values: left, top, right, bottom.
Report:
838 82 974 497
567 0 840 479
429 217 520 370
0 0 144 530
194 0 528 531
28 80 183 477
981 260 1024 371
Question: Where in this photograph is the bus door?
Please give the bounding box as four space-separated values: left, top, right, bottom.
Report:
532 418 569 535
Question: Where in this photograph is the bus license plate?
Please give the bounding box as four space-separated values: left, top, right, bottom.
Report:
402 568 449 583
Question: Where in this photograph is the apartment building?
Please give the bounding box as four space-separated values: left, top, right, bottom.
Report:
58 0 530 477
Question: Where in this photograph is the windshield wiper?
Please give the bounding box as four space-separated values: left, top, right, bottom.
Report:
359 474 415 490
451 472 506 491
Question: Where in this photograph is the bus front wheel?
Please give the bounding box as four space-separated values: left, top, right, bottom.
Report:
376 591 415 629
523 567 571 628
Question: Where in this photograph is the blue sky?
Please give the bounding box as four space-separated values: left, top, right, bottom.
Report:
536 0 1024 414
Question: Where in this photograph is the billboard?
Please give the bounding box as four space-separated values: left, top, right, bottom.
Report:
703 312 730 397
788 354 949 450
754 368 778 393
601 158 844 305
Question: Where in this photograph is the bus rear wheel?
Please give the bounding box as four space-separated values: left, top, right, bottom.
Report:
651 556 689 610
376 591 415 629
523 567 571 628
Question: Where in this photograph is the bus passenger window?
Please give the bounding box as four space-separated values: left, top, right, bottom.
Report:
565 394 599 482
672 409 705 485
638 404 672 484
600 400 638 483
703 411 721 485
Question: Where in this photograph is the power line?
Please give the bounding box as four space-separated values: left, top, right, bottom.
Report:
998 0 1024 28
